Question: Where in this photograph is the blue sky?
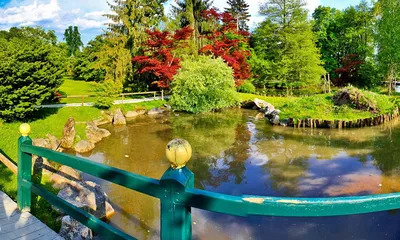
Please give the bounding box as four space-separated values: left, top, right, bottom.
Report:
0 0 363 44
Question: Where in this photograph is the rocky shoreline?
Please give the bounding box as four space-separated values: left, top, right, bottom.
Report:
242 98 400 129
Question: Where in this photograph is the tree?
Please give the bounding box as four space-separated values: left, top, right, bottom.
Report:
312 2 376 87
132 27 194 89
172 0 214 49
169 55 240 113
64 26 83 57
105 0 167 57
0 27 64 121
375 0 400 95
251 0 325 92
201 9 252 86
225 0 251 31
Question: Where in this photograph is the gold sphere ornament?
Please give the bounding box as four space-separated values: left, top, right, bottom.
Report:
19 123 31 136
166 139 192 169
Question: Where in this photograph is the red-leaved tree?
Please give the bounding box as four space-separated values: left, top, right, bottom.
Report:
334 54 364 86
132 26 193 88
200 9 251 86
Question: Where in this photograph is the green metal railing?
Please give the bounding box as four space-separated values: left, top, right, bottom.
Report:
16 124 400 239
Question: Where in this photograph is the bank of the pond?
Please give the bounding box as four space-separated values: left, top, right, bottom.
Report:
0 100 165 231
239 93 399 128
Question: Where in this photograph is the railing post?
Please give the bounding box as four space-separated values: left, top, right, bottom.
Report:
160 139 193 240
161 90 164 101
17 123 32 212
154 92 156 100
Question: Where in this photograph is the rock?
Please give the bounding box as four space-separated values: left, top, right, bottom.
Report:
333 88 378 112
50 165 82 189
265 109 281 120
163 104 172 110
279 118 291 127
86 121 111 144
255 113 265 120
125 111 139 118
269 115 280 125
46 134 62 151
147 108 164 115
74 140 95 154
93 111 113 126
241 100 257 109
59 216 93 240
57 181 115 220
113 109 126 125
33 138 52 149
61 118 76 149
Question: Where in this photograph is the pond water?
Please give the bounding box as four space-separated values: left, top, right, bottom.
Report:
74 109 400 239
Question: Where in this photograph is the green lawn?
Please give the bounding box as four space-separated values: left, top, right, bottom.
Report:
59 78 96 96
239 92 398 121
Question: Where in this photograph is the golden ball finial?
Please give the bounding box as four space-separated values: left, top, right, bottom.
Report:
166 139 192 169
19 123 31 137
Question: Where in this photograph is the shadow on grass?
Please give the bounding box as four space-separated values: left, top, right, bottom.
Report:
28 107 60 122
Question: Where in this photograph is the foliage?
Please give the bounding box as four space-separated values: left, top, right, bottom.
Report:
94 82 122 109
201 9 252 85
375 0 400 95
64 26 83 57
0 27 64 121
312 2 375 87
105 0 167 56
240 90 397 121
132 27 193 89
172 0 213 49
170 56 240 113
71 36 106 82
237 81 256 94
252 0 325 90
225 0 251 31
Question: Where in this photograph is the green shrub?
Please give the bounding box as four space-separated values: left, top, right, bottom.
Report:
237 81 256 94
170 56 240 113
0 27 64 121
94 82 121 109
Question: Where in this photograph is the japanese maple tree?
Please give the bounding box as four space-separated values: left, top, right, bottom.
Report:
200 9 251 86
132 26 193 88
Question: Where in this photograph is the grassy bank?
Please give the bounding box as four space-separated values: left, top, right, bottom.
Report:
239 92 398 121
0 100 165 230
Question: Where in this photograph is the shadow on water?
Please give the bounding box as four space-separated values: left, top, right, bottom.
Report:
70 109 400 240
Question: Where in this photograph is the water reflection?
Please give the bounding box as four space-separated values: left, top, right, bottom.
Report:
74 110 400 239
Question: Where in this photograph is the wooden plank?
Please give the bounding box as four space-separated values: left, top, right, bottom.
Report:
0 191 62 240
0 153 17 174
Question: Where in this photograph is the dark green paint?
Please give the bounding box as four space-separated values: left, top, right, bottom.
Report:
17 136 32 212
17 136 400 239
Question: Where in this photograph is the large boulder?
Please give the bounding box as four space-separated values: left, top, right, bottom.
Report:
46 134 62 151
59 216 93 240
61 118 76 149
113 109 126 125
269 115 280 125
74 141 95 154
241 100 257 110
147 108 164 115
33 138 52 149
333 88 379 112
57 181 115 220
93 111 113 126
86 121 111 144
125 109 146 118
50 165 82 189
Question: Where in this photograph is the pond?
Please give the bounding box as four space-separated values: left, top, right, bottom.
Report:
74 109 400 239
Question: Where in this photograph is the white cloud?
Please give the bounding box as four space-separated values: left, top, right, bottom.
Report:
0 0 60 24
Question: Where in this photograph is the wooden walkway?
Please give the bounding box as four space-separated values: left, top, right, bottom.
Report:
0 191 63 240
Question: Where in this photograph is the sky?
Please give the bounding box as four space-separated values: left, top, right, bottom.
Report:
0 0 362 44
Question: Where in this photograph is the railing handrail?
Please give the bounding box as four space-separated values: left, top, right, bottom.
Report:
16 125 400 239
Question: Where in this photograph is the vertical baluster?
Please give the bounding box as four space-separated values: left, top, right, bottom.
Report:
160 139 194 240
17 123 33 212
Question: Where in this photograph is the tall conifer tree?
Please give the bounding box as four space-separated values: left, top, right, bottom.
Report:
225 0 251 31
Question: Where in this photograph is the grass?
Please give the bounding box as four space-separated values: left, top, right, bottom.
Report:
0 99 165 231
239 91 398 121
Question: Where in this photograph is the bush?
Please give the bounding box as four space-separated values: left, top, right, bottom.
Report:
94 82 122 109
169 56 240 113
237 81 256 94
0 27 64 121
